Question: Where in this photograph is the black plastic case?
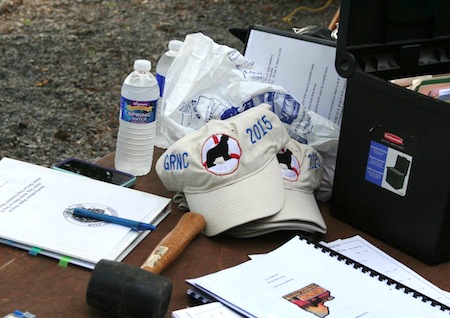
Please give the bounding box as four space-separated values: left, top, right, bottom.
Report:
331 0 450 264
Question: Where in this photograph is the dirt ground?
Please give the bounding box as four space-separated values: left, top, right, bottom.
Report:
0 0 340 167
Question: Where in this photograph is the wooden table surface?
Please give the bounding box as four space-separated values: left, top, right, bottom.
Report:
1 148 449 317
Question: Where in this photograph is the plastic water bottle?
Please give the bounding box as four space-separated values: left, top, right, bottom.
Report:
155 40 183 149
114 59 159 176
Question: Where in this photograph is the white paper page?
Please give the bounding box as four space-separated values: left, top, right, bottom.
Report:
244 29 346 126
321 235 450 305
188 236 449 318
172 302 243 318
16 208 169 269
0 158 171 266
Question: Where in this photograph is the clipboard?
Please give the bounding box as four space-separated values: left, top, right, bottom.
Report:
243 25 346 126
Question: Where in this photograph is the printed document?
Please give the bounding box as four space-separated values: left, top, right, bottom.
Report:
187 236 449 317
245 28 346 126
321 235 450 305
0 157 171 269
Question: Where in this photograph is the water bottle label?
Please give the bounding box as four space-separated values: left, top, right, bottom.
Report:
156 73 165 97
120 96 157 124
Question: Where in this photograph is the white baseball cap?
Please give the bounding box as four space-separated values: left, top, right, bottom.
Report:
227 138 326 237
156 104 291 236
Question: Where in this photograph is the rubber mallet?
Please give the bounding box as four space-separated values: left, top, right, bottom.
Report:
85 211 206 318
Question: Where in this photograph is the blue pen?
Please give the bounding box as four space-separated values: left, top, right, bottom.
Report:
72 208 156 231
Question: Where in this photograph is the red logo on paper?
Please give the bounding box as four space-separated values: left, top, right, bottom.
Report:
384 133 403 145
283 283 334 317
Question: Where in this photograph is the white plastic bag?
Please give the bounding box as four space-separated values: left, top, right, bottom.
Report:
159 32 263 143
159 32 339 201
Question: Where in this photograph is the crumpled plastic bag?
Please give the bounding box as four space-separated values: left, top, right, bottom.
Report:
159 32 339 201
159 32 264 143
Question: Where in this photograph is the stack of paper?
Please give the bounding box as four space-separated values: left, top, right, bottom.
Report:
186 236 449 317
321 236 450 306
0 157 171 269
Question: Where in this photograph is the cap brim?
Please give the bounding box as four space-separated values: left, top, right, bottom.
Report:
185 157 285 236
226 189 326 237
261 189 326 229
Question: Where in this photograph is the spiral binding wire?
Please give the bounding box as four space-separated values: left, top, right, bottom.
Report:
302 235 450 313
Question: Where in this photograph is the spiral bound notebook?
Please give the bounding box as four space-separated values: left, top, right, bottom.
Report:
187 235 450 317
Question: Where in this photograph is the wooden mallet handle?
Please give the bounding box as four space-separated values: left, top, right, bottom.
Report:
141 212 206 274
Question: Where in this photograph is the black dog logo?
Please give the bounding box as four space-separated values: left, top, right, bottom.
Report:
206 135 232 168
277 149 293 170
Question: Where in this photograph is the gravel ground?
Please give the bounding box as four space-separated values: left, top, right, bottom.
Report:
0 0 340 167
